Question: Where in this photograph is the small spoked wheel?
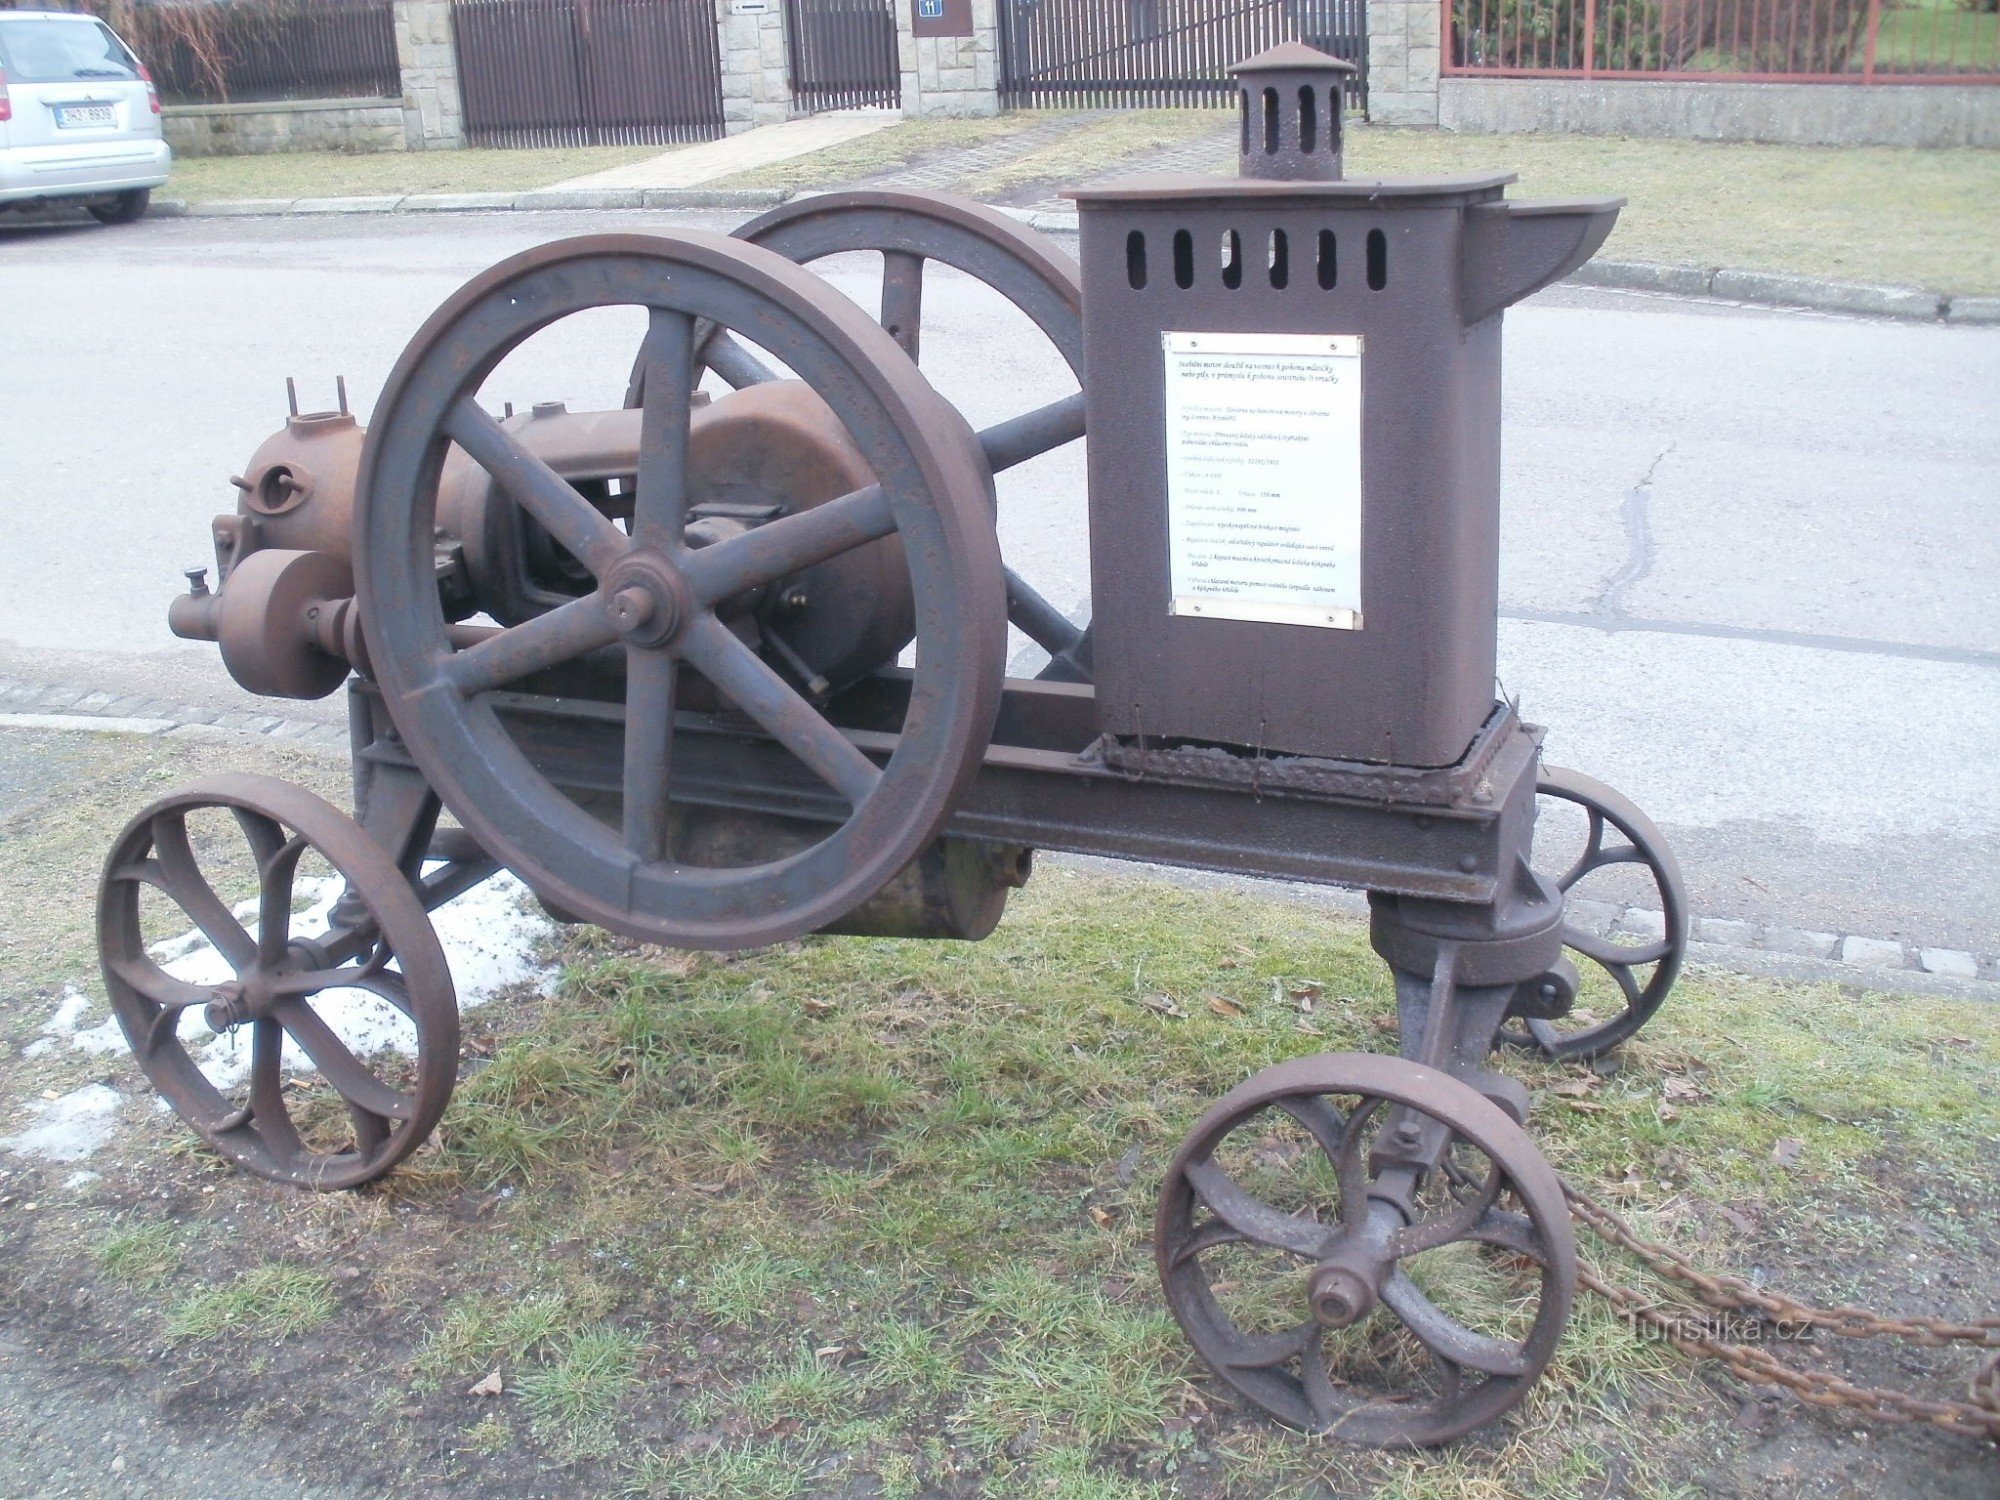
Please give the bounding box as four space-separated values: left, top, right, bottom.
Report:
701 192 1093 681
1508 767 1689 1061
1158 1053 1574 1447
358 232 1007 949
97 774 457 1189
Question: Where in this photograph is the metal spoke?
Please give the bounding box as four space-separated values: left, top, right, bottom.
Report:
243 1016 296 1150
1330 1095 1385 1228
275 999 415 1121
1005 570 1086 660
622 648 679 862
445 398 629 578
977 393 1085 472
1380 1270 1528 1377
1564 927 1674 968
680 483 897 607
149 813 255 969
106 954 216 1015
442 595 621 696
267 943 395 1000
1459 1206 1549 1264
1165 1216 1256 1269
1220 1322 1317 1370
678 614 880 807
1299 1326 1342 1427
1390 1158 1504 1258
702 330 780 389
254 832 311 969
880 249 924 362
633 307 695 545
1180 1157 1336 1260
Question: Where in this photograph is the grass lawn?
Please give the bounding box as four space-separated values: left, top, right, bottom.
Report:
4 726 1998 1497
1348 128 2000 294
164 143 672 203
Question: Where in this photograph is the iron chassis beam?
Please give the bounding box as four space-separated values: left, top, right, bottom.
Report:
344 669 1544 917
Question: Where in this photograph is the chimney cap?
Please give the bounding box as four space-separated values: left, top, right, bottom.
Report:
1229 41 1359 77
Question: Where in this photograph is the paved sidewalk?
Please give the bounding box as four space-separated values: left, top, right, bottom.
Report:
553 108 899 191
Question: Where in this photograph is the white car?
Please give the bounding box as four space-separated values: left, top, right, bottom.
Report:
0 8 170 224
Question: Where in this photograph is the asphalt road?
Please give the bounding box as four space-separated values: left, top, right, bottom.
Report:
1 209 1995 955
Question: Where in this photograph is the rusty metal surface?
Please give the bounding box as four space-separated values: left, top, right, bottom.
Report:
1156 1051 1575 1445
353 231 1008 950
96 773 459 1189
730 192 1096 683
1071 50 1619 767
345 676 1534 903
1086 700 1527 808
1504 766 1689 1060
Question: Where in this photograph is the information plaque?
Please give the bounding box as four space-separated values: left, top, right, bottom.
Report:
1161 331 1364 630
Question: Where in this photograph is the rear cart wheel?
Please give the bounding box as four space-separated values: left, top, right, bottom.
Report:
98 773 457 1189
1506 767 1688 1061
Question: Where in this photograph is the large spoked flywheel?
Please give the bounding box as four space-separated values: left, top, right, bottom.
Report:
355 231 1008 950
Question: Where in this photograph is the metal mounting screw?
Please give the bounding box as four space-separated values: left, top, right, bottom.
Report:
183 567 210 597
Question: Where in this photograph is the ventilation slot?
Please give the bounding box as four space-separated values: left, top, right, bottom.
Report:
1126 230 1147 290
1268 229 1289 289
1297 86 1316 155
1262 87 1279 155
1221 230 1243 289
1366 228 1387 290
1239 89 1250 155
1172 229 1194 289
1316 229 1337 289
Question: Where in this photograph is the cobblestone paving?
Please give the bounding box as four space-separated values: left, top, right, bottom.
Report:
851 109 1119 192
1015 123 1233 212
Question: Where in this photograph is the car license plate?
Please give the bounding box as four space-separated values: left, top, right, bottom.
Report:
57 104 116 128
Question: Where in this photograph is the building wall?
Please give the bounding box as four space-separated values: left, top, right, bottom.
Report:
394 0 465 149
1437 77 2000 148
718 0 793 134
899 0 1000 117
162 98 407 157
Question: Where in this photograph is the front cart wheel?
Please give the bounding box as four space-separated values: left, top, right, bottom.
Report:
98 773 457 1189
1158 1052 1574 1446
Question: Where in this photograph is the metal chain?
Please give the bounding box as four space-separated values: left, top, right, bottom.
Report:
1564 1182 2000 1442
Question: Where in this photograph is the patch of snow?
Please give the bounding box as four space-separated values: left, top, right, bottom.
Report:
64 1170 101 1189
22 1037 54 1059
3 1084 120 1163
157 869 554 1090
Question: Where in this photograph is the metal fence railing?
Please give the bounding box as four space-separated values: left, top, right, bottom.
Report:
1446 0 2000 81
785 0 900 113
998 0 1367 110
123 0 402 105
452 0 725 148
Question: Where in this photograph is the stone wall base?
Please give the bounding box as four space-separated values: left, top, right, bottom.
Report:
163 98 408 157
1437 77 2000 148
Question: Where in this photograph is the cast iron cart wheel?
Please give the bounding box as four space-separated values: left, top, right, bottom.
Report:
1506 766 1689 1061
629 191 1093 682
97 773 458 1190
1157 1052 1575 1447
356 231 1009 950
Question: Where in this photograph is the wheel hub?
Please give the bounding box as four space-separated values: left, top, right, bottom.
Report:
1309 1259 1382 1329
601 551 690 649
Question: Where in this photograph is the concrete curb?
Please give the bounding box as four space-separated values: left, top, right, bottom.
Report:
144 191 1989 325
148 186 792 222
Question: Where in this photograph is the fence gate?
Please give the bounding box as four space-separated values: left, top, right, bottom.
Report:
998 0 1366 110
452 0 725 148
785 0 900 112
